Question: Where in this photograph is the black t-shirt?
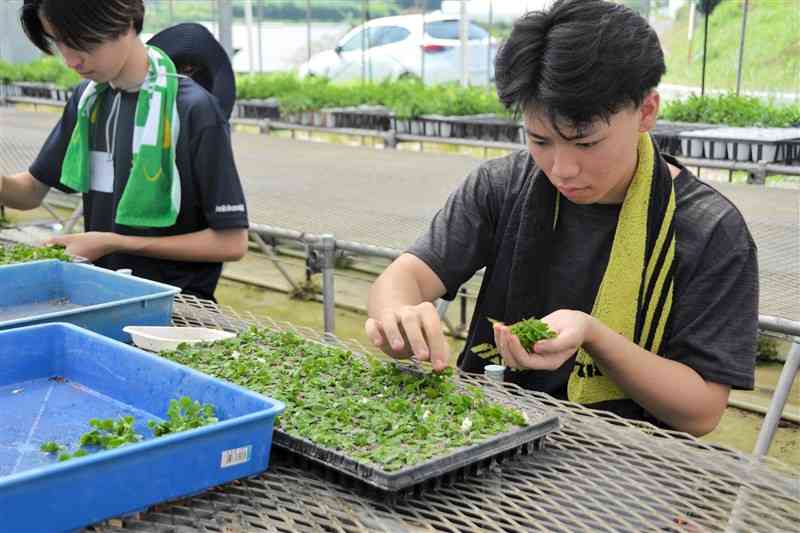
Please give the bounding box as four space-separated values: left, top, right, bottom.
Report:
408 149 758 425
30 78 249 300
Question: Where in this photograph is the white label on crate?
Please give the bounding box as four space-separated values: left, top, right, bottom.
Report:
220 445 252 468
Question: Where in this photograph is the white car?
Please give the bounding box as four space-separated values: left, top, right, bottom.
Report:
298 13 497 85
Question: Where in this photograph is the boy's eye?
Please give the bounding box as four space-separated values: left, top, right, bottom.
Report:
576 141 599 149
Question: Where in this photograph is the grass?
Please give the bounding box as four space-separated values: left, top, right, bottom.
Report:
661 0 800 94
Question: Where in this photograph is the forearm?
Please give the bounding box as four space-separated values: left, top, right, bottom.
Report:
114 227 249 262
367 268 427 319
0 172 50 210
585 317 729 436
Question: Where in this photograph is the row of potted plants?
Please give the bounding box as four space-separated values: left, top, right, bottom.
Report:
3 62 798 158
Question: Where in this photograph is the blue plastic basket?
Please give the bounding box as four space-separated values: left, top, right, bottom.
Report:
0 260 180 342
0 323 285 533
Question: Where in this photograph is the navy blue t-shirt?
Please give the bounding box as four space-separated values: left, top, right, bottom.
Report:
30 78 248 300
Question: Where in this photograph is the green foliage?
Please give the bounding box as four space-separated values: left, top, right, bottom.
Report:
40 441 61 453
288 277 322 301
0 244 72 265
660 94 800 127
0 57 80 88
148 397 218 437
662 0 800 92
472 317 557 361
40 396 218 462
237 72 508 119
51 415 143 462
757 335 781 363
159 327 529 472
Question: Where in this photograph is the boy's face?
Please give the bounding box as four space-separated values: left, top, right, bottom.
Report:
524 91 660 205
41 17 137 84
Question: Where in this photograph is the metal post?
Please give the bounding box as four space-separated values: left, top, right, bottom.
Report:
459 0 469 87
487 0 493 86
168 0 175 25
245 0 255 74
459 287 468 331
217 0 234 59
320 234 336 336
735 0 749 96
753 339 800 457
361 0 368 84
420 0 426 84
687 1 695 64
250 232 301 293
257 0 263 72
306 0 312 63
700 9 709 97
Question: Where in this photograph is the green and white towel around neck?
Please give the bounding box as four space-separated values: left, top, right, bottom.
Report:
60 45 181 228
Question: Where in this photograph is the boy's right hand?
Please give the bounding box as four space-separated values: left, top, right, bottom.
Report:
364 302 450 372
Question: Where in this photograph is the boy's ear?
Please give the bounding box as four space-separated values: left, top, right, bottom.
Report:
638 90 660 132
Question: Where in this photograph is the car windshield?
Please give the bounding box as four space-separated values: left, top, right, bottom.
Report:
340 25 410 52
424 20 489 40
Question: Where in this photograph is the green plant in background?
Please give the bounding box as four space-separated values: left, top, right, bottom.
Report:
160 327 529 472
757 335 781 363
8 54 794 126
660 94 800 127
0 244 72 265
288 277 322 301
661 0 800 92
236 73 509 120
472 317 557 361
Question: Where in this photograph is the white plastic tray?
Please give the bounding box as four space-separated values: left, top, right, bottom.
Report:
123 326 236 352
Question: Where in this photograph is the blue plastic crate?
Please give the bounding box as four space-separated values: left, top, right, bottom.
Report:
0 260 180 342
0 323 285 533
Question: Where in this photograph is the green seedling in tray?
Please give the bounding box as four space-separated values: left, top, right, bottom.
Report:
41 397 217 462
148 397 219 436
40 441 61 454
0 243 71 265
159 327 530 472
471 317 557 362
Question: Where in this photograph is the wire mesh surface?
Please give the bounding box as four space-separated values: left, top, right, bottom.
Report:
82 294 800 533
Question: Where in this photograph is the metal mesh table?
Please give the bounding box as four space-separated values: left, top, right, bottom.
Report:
84 295 799 533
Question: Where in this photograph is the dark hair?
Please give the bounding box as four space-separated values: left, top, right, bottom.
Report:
495 0 665 135
20 0 145 54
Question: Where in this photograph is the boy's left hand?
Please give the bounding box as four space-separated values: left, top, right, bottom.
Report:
493 310 595 370
45 232 119 262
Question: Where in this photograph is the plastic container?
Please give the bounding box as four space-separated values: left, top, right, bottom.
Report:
0 260 180 342
484 364 507 382
123 325 237 352
0 323 285 533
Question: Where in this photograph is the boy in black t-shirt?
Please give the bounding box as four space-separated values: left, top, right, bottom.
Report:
365 0 757 435
0 0 249 301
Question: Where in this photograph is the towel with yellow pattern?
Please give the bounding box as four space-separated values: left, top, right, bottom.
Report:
60 45 180 228
566 132 676 404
